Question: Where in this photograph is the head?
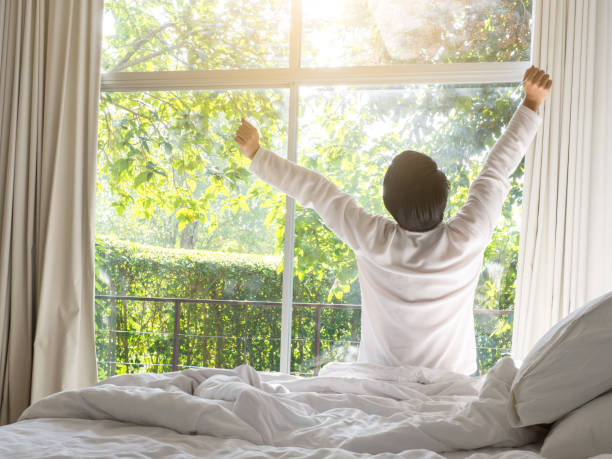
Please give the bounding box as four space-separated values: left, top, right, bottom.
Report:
383 150 449 232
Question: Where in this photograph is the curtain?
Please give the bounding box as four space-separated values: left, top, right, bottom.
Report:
0 0 104 424
513 0 612 359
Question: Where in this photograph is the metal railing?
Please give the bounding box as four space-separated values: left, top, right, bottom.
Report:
95 295 513 375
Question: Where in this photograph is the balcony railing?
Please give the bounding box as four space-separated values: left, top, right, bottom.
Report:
95 295 513 376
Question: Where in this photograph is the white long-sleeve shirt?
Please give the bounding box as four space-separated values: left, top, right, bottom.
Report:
249 105 541 374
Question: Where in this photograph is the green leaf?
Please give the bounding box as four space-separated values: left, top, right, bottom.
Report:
134 171 153 188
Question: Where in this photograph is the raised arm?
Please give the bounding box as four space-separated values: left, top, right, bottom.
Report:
234 119 386 254
450 66 552 241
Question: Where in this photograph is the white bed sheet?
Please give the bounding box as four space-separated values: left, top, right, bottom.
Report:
0 418 543 459
0 358 546 458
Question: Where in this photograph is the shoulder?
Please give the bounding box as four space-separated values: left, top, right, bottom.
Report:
446 215 490 248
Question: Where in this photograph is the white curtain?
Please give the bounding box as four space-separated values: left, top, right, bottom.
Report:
0 0 104 424
513 0 612 359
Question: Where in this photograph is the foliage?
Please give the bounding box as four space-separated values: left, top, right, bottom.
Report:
97 89 288 252
301 0 531 66
101 0 290 72
95 234 362 378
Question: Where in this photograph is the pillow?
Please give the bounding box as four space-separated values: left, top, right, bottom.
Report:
508 290 612 427
540 389 612 459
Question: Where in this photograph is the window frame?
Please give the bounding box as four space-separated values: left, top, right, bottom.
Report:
99 0 531 374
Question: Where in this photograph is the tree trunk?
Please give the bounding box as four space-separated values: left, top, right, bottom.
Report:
179 221 199 249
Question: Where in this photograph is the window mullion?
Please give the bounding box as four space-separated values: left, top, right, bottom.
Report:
279 84 298 374
279 0 302 374
100 62 530 92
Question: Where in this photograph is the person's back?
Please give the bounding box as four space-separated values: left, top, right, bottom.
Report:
234 66 552 374
351 218 492 373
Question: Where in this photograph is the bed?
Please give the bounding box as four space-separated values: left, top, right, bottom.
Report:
2 290 611 459
0 359 544 458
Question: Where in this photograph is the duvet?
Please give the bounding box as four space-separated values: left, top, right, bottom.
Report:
0 357 543 458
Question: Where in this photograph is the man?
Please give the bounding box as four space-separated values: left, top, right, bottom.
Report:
234 66 552 374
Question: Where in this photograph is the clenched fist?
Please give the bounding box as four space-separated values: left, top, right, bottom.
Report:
522 65 552 112
234 118 260 160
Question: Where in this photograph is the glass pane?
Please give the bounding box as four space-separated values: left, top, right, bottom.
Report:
475 311 513 374
293 83 523 375
102 0 290 72
95 299 175 375
302 0 532 67
95 89 288 379
178 303 281 370
291 305 361 375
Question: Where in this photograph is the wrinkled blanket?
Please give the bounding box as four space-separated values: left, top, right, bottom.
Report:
17 357 537 455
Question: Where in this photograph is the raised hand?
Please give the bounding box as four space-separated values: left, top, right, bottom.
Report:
522 65 552 112
234 117 260 159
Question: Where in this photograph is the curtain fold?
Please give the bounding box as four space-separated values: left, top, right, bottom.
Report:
0 0 104 424
513 0 612 359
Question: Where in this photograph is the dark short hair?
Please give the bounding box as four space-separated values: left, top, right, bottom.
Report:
383 150 449 232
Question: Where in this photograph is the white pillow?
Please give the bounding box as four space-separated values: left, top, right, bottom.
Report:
540 389 612 459
508 290 612 427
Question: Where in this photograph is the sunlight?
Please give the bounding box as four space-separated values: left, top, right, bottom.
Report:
102 10 115 37
151 6 169 23
302 0 353 66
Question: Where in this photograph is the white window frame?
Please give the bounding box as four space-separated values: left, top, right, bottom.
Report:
100 0 531 374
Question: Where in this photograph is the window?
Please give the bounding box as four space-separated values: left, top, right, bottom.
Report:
96 0 532 378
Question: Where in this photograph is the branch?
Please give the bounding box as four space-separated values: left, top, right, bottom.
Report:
111 22 175 72
112 46 178 72
111 101 169 159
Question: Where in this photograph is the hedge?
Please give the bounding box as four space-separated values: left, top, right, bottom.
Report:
94 234 361 378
